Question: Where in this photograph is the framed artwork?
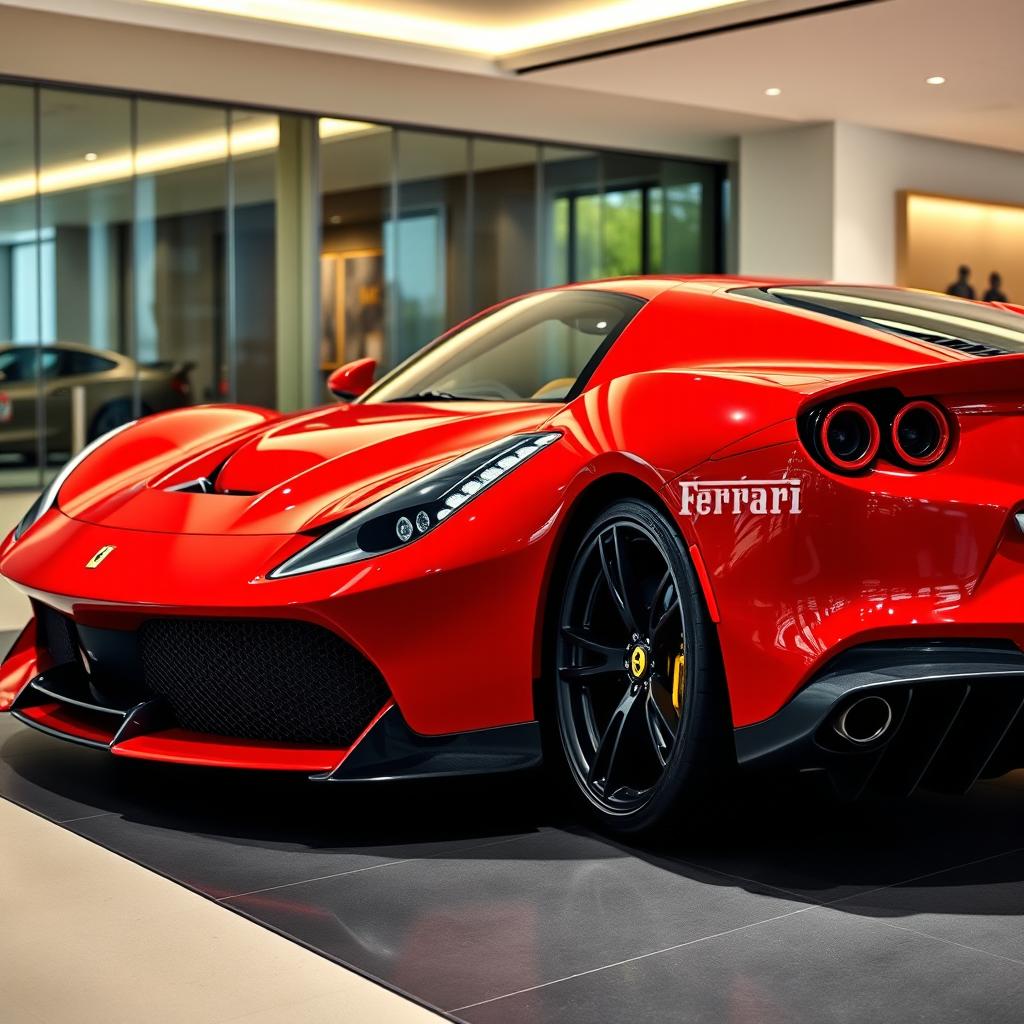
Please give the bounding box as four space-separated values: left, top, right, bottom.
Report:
320 248 385 369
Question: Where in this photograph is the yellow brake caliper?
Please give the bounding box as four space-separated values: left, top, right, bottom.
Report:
671 650 686 713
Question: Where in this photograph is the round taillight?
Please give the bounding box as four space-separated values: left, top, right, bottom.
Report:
818 402 880 471
892 400 950 467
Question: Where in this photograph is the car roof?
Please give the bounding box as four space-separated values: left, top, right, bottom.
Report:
0 340 124 359
568 274 836 300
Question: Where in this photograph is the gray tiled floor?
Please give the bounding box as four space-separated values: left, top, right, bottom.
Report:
5 625 1024 1022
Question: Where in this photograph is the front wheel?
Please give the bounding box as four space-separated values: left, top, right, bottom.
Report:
551 498 730 834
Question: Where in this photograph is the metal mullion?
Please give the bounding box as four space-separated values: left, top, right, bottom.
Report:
225 108 237 404
32 85 43 485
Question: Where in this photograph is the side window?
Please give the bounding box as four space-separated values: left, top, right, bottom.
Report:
39 348 63 379
0 348 34 382
364 290 645 404
62 350 118 376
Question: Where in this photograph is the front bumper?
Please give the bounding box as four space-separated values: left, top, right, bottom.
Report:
0 493 555 736
735 641 1024 797
2 614 541 778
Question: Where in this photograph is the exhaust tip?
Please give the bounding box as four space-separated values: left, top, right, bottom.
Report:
892 400 951 468
818 402 880 471
834 694 893 745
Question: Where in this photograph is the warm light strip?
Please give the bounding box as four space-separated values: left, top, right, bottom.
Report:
0 117 374 203
135 0 751 56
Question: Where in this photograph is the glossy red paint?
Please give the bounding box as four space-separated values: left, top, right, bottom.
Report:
0 620 42 712
111 729 348 772
4 275 1024 770
17 702 116 745
327 357 377 399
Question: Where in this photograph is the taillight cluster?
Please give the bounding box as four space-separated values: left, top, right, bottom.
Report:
803 392 952 474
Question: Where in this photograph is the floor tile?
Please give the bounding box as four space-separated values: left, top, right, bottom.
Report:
632 773 1024 905
2 718 552 898
8 690 1024 1024
0 725 124 823
457 903 1024 1024
225 827 804 1011
831 846 1024 964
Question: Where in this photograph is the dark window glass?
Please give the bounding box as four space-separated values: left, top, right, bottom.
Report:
61 349 118 375
363 290 643 404
0 346 62 381
0 346 35 381
737 285 1024 355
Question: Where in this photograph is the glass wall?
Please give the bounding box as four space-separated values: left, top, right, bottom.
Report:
317 132 724 381
0 85 283 488
319 119 392 383
0 83 40 488
393 129 471 363
230 110 278 410
0 77 726 489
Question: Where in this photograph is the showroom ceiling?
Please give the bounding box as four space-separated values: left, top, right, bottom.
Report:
528 0 1024 153
0 0 850 66
3 0 1020 154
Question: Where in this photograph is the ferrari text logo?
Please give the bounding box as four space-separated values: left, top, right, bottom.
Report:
680 479 802 517
86 545 116 569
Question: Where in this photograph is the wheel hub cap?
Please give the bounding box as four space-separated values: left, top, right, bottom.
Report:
626 638 652 683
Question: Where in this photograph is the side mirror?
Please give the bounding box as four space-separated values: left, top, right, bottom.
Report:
327 358 376 401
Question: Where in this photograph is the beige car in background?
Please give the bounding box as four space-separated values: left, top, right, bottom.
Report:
0 342 193 462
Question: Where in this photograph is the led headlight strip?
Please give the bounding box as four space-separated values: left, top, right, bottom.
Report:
13 420 138 541
269 431 560 578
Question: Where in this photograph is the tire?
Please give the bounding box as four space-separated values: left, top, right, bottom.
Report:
548 498 731 835
89 397 138 441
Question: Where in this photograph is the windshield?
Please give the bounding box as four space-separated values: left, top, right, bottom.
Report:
362 290 645 404
735 285 1024 356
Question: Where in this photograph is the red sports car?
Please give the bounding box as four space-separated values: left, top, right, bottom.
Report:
4 277 1024 832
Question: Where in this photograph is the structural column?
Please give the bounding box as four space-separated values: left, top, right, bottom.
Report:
275 115 320 412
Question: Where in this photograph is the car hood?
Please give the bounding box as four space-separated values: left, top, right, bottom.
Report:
64 401 557 535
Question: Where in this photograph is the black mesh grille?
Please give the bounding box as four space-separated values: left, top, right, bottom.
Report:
137 618 390 747
36 604 78 667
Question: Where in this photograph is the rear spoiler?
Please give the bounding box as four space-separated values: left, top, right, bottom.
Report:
800 353 1024 412
141 359 194 374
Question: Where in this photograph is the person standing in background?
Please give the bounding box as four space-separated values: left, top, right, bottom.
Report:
983 272 1008 303
947 265 975 299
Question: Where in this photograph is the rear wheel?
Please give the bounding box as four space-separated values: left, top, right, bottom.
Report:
90 397 144 440
551 498 729 834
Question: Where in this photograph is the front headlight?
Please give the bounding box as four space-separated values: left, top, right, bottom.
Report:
269 431 560 578
13 420 137 541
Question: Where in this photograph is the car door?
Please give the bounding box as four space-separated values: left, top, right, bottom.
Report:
0 346 42 455
40 347 73 459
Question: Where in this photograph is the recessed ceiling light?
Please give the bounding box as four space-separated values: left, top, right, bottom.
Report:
83 152 98 162
764 87 782 97
926 75 946 86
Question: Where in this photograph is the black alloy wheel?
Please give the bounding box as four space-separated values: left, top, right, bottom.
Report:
553 499 727 833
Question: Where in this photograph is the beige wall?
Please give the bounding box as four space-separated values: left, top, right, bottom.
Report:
738 123 835 279
833 123 1024 285
900 193 1024 301
739 120 1024 285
